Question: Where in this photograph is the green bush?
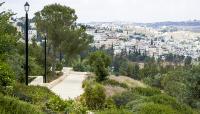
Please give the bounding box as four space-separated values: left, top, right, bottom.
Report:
0 62 14 87
12 83 57 106
112 87 161 108
55 62 63 71
69 100 88 114
133 87 161 96
46 96 69 112
0 94 43 114
126 94 196 114
95 108 133 114
88 51 111 82
112 90 137 107
161 71 190 103
102 79 129 89
146 95 194 114
143 74 163 88
29 57 43 76
73 62 90 72
138 103 179 114
83 82 106 110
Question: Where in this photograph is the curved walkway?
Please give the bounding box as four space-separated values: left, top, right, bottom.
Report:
50 67 88 100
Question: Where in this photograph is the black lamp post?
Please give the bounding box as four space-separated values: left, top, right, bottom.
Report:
44 34 47 83
24 2 30 85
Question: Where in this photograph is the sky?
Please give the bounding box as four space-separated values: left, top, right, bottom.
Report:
1 0 200 23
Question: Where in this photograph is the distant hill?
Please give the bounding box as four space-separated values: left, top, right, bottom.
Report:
135 20 200 32
146 20 200 27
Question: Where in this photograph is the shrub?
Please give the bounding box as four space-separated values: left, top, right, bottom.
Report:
161 71 190 103
0 94 43 114
143 74 163 88
73 62 90 72
133 87 161 96
55 62 63 71
126 94 196 114
0 62 14 87
95 108 133 114
88 51 111 82
12 83 57 106
83 82 106 110
104 97 116 109
138 103 179 114
46 96 68 112
70 100 88 114
29 57 43 76
146 95 194 114
112 90 138 107
112 87 161 108
102 79 129 89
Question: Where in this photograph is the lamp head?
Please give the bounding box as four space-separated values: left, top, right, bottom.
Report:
24 2 30 13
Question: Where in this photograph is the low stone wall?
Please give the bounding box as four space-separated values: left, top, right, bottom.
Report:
29 67 73 89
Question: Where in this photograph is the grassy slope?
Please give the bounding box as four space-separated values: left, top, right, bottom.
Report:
103 75 147 97
0 94 43 114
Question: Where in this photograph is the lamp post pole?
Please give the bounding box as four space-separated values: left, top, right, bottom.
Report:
24 2 30 85
44 34 47 83
25 12 28 85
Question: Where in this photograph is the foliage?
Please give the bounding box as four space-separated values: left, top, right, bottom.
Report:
161 71 190 102
69 100 88 114
160 69 200 109
12 83 57 106
55 62 63 71
88 51 111 81
6 53 24 82
0 94 43 114
29 57 43 76
101 79 129 89
83 82 106 110
112 90 137 107
0 62 14 87
125 89 196 114
95 108 133 114
35 4 93 75
138 103 179 114
133 87 161 96
112 87 161 108
46 96 69 112
73 62 88 72
73 57 90 72
184 56 192 66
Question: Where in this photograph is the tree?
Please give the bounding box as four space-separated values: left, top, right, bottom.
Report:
133 63 140 79
184 56 192 66
0 7 18 59
88 51 111 81
0 3 19 84
127 63 133 77
35 4 92 75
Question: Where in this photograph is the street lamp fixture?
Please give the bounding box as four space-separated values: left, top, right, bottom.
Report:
24 2 30 85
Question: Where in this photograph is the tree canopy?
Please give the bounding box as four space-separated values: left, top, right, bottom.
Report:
34 4 93 74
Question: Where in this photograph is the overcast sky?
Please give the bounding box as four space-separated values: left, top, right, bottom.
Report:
1 0 200 23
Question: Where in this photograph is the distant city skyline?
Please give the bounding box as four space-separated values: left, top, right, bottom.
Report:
1 0 200 23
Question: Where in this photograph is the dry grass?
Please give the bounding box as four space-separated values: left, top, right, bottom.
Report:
104 85 127 97
109 75 147 88
103 75 147 97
